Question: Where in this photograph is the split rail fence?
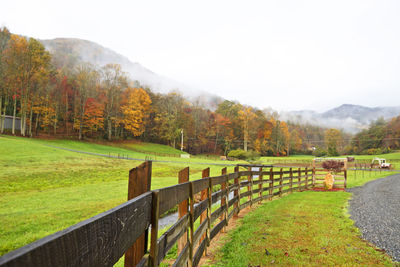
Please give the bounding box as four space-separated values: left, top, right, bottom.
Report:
0 162 334 267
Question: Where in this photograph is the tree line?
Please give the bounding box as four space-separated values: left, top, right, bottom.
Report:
2 28 399 156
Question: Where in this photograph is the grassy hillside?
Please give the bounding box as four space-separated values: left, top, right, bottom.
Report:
0 135 243 256
210 191 394 266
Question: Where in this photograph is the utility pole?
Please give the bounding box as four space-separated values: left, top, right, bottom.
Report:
181 129 184 151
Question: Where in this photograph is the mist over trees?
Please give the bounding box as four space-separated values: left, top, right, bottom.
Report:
1 28 399 156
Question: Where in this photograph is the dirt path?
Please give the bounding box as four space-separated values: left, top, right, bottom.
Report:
347 174 400 262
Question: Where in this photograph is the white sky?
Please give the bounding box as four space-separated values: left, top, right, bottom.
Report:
1 0 400 112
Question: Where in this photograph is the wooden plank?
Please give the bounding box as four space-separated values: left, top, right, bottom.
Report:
192 178 209 195
199 167 209 256
211 175 228 186
253 188 261 195
188 182 195 267
173 243 189 267
240 190 251 199
228 209 235 221
210 219 226 240
247 167 252 206
228 195 239 208
240 180 251 187
228 184 239 192
158 183 190 215
0 192 152 267
193 238 206 267
193 218 208 248
136 254 149 267
238 170 252 176
220 167 228 232
227 172 239 181
149 191 160 267
211 189 227 204
193 199 208 222
240 200 251 210
269 168 274 200
279 168 283 197
210 205 226 223
157 214 189 264
177 167 189 263
253 196 262 203
125 161 152 267
258 167 263 203
234 166 240 218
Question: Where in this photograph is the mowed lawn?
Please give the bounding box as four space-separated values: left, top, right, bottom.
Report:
209 170 398 266
0 135 241 256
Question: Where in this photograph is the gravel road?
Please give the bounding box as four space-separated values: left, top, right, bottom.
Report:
347 174 400 262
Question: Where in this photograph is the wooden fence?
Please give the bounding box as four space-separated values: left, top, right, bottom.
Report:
0 162 327 267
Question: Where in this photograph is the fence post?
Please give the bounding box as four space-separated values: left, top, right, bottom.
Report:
279 168 283 197
289 168 293 193
305 167 308 190
125 161 152 267
269 168 273 200
207 173 212 248
200 168 209 255
248 167 253 206
221 167 227 232
234 166 240 217
189 182 194 267
298 167 301 191
312 159 316 188
258 167 263 203
177 167 189 257
149 190 159 267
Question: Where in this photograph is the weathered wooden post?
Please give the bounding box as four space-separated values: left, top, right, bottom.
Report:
305 167 308 190
269 168 274 200
289 168 293 193
125 161 152 267
298 167 301 191
177 167 189 257
188 182 195 267
279 168 283 197
248 166 253 206
258 167 263 203
234 166 240 217
149 191 160 267
312 159 316 188
221 167 228 232
344 158 348 189
200 168 209 255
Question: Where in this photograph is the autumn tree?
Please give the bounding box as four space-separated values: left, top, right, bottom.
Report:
101 64 127 140
120 88 151 137
0 27 11 133
325 128 343 156
74 63 99 139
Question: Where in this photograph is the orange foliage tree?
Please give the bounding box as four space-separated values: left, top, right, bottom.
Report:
121 88 152 137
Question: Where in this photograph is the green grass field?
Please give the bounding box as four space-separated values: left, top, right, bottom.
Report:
208 169 399 266
0 135 244 257
1 135 399 265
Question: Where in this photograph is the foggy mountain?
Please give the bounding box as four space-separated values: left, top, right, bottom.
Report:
281 104 400 133
39 38 400 132
40 38 223 109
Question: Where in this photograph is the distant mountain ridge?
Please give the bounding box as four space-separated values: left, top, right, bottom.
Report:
281 104 400 133
40 38 185 92
40 38 223 109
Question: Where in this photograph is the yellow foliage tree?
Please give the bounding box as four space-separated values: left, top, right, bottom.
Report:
121 88 151 136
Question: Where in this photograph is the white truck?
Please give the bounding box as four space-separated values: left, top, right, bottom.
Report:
371 158 391 169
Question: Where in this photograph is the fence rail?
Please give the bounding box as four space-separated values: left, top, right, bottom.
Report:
0 162 346 267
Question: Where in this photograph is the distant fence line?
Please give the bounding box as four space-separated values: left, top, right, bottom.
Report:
0 162 348 267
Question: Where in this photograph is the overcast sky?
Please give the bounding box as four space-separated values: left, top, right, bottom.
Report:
2 0 400 112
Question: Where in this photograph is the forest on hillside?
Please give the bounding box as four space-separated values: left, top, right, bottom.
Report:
1 27 399 156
